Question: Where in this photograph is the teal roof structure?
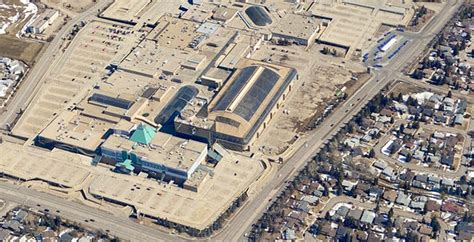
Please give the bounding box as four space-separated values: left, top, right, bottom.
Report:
130 123 156 145
208 149 223 162
115 159 135 172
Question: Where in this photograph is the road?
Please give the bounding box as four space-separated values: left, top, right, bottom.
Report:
319 195 422 221
373 128 469 179
0 182 177 241
396 74 474 103
317 195 448 241
214 1 464 241
0 0 112 130
0 1 464 242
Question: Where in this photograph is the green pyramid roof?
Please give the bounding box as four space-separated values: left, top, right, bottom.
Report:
130 123 156 145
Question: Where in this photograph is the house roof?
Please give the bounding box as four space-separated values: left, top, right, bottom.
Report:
298 201 310 212
0 229 11 240
336 226 352 239
14 210 28 222
456 222 474 234
302 195 319 204
360 210 376 224
396 192 411 206
383 190 398 202
415 174 428 183
320 223 337 237
441 201 464 214
418 224 433 235
367 232 382 242
373 161 387 170
410 200 426 210
348 208 363 220
60 232 75 242
2 220 21 232
336 206 350 217
425 200 440 211
353 230 368 241
369 187 384 197
283 228 296 240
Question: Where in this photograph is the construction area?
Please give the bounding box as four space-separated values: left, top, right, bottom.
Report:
250 43 367 156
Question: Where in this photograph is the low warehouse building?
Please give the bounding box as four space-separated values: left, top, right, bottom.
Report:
26 9 59 34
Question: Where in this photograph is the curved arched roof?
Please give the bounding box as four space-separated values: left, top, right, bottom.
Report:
154 85 199 125
207 60 298 145
212 65 280 122
245 6 272 27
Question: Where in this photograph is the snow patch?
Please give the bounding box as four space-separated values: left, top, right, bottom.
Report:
0 0 37 36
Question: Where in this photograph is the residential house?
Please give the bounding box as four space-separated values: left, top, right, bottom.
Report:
410 200 426 212
428 176 441 185
319 222 337 237
336 226 353 240
383 190 398 203
395 192 411 206
382 167 396 181
2 220 22 234
0 229 12 241
367 232 382 242
424 200 441 212
360 210 376 224
351 230 368 242
297 201 310 213
441 178 455 187
373 161 387 170
418 224 433 236
369 187 384 200
441 201 464 214
347 209 363 221
282 228 296 240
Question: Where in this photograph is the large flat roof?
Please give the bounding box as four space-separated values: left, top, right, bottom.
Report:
119 39 206 78
271 13 322 40
37 110 109 152
0 140 262 230
0 142 91 189
218 42 250 70
101 131 207 172
37 87 148 153
147 16 201 50
213 7 238 23
89 151 263 230
100 0 153 23
311 0 413 52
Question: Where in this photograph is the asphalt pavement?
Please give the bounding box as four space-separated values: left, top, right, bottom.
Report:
0 0 112 130
0 182 177 241
216 1 464 241
0 0 465 241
